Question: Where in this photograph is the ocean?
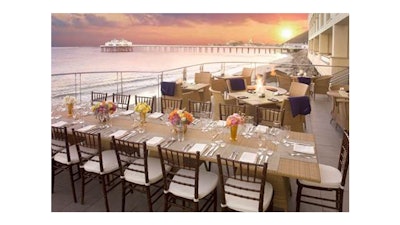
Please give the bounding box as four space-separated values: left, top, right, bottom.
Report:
51 47 289 104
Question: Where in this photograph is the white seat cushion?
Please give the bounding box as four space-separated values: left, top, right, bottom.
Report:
52 140 67 152
124 157 171 185
224 178 273 212
53 145 80 165
169 169 218 200
298 164 342 189
83 150 119 174
78 146 99 159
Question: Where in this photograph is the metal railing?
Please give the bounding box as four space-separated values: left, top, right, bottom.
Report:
51 61 349 106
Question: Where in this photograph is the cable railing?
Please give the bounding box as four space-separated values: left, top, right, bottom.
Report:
51 61 349 106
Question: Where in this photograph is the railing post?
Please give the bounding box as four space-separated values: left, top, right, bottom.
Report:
183 67 187 82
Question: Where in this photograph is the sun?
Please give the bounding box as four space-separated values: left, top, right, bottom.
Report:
281 28 293 40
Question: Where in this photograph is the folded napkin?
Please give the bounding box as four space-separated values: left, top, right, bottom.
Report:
230 78 246 91
52 121 68 127
255 125 268 133
216 120 226 127
120 110 134 115
239 152 257 163
109 130 128 138
77 125 96 132
187 143 208 154
161 81 176 96
148 112 164 119
298 77 311 85
146 136 165 146
288 96 311 117
293 143 315 154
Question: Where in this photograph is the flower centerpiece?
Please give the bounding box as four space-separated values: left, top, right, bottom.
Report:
64 95 77 117
91 101 117 123
168 109 194 137
134 102 152 124
168 109 194 126
226 113 244 141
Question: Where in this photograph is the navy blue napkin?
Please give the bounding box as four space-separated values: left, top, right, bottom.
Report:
288 96 311 117
298 77 311 85
161 82 176 96
230 78 246 91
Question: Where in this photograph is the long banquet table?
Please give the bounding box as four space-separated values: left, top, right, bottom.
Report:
52 109 321 211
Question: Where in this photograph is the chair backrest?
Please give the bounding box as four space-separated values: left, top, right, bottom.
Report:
157 147 201 201
135 95 156 113
226 78 247 92
314 75 333 94
51 126 71 161
216 154 268 212
276 74 292 91
219 104 246 120
181 91 201 111
194 72 212 84
211 78 227 92
210 88 237 120
111 136 149 184
241 67 254 77
91 91 108 106
338 130 349 187
188 99 212 118
280 99 305 132
289 81 310 97
71 129 102 169
112 93 131 110
161 96 182 113
256 107 284 127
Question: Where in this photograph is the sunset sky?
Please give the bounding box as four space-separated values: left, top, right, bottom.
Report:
52 13 308 47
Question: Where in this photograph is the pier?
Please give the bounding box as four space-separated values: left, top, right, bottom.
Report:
131 44 302 54
100 44 304 54
100 45 134 52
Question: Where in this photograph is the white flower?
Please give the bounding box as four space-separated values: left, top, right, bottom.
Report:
64 95 76 104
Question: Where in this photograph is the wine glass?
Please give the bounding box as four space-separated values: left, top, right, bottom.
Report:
165 120 176 141
243 116 254 139
130 113 138 128
282 125 291 146
257 133 266 151
200 111 211 132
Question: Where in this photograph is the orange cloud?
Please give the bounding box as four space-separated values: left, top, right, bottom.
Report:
52 13 308 46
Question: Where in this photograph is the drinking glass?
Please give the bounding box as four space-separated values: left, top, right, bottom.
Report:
282 125 291 146
243 116 254 138
257 133 266 151
130 113 138 128
165 121 176 141
200 111 212 132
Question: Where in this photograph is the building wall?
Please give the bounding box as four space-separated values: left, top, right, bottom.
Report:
308 13 349 76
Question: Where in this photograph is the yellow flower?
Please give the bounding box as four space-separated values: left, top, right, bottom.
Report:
134 102 151 113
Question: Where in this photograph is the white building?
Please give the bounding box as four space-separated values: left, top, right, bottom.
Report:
308 13 349 76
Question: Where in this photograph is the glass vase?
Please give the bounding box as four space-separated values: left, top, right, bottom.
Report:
67 103 74 117
174 123 187 142
140 112 147 124
230 125 238 141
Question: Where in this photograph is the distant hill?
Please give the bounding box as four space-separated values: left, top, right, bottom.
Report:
283 31 308 44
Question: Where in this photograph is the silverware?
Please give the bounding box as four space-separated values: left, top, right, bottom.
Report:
204 143 216 156
290 152 316 159
211 133 219 140
123 132 137 140
182 143 191 152
208 145 219 157
184 143 194 152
